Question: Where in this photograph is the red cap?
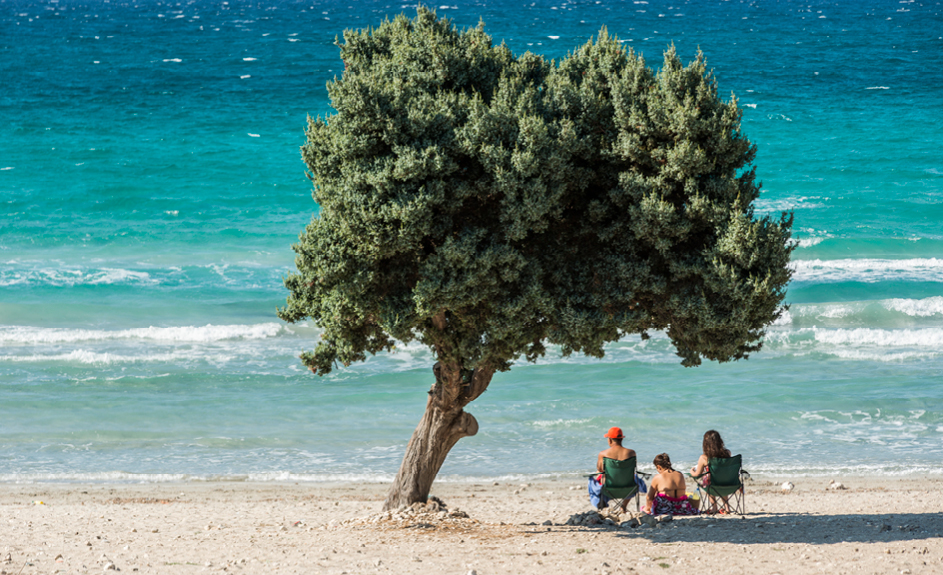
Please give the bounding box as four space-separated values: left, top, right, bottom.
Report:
604 427 624 439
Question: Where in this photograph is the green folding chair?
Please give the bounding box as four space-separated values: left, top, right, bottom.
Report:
690 455 746 515
597 456 642 512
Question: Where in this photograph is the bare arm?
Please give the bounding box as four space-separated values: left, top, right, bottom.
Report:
596 452 605 474
692 454 708 476
646 474 661 505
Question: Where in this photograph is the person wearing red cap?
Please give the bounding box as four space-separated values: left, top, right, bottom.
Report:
596 427 635 474
588 427 639 510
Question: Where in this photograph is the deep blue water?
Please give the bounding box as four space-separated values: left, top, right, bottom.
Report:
2 0 942 482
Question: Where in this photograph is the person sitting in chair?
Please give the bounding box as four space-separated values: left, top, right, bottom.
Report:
691 429 733 513
597 426 635 473
642 453 699 516
588 427 641 510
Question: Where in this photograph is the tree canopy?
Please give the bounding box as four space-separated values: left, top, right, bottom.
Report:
279 8 793 378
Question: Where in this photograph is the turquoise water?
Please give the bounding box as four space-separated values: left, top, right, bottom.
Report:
2 0 942 482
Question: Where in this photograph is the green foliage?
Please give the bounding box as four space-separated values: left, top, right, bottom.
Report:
279 7 794 375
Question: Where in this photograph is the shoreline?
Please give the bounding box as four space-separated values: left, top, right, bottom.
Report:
3 477 942 574
2 470 941 486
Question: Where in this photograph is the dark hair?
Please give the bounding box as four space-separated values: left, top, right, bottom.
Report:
610 437 623 446
652 453 673 471
702 430 731 459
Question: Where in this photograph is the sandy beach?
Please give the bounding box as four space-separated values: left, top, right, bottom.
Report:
2 477 941 574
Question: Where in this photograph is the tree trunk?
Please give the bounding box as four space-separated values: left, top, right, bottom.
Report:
382 361 494 510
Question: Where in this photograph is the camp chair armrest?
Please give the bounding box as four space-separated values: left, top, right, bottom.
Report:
636 471 652 479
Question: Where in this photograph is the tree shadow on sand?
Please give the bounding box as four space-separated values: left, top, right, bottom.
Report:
564 512 943 545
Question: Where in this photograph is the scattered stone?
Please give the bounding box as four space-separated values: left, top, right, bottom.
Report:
828 480 847 491
2 554 10 564
542 520 553 526
103 560 118 571
55 554 63 563
467 570 477 575
781 482 794 493
621 516 642 529
373 559 382 567
130 529 136 533
565 510 604 526
639 514 658 528
657 514 673 524
151 529 158 533
348 497 475 529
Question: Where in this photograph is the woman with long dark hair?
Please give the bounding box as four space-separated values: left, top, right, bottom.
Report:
693 429 732 477
691 429 732 512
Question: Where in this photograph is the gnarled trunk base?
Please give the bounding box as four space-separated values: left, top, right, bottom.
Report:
382 361 493 511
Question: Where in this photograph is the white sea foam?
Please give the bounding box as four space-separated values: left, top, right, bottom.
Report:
1 465 938 483
754 196 825 212
1 167 13 170
0 349 237 365
0 472 198 483
738 462 943 478
792 258 943 283
163 58 182 62
242 57 257 61
796 237 825 248
0 268 155 287
771 309 792 326
884 296 943 317
743 103 757 108
780 298 943 325
826 349 938 362
248 133 260 137
531 418 591 429
0 323 284 344
866 86 890 90
813 327 943 347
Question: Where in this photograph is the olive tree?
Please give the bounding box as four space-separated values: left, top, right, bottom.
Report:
278 8 793 510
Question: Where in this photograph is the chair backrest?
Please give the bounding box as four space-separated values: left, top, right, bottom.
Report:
603 457 637 488
708 455 743 487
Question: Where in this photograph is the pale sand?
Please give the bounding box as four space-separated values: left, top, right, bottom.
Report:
2 478 942 574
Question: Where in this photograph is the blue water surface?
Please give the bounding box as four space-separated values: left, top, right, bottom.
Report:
1 0 942 482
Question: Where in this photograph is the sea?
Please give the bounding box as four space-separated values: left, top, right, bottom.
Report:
2 0 942 484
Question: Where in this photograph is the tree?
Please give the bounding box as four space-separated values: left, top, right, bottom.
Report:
278 8 794 510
